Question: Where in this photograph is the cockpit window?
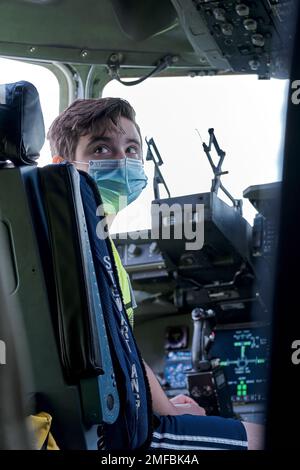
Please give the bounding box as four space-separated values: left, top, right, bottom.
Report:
0 57 59 166
103 75 288 234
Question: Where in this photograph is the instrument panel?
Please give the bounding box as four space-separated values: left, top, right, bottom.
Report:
163 323 269 422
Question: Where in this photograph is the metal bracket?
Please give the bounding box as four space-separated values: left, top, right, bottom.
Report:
202 128 243 213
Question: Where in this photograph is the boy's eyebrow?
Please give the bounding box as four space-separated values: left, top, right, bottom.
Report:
87 135 141 148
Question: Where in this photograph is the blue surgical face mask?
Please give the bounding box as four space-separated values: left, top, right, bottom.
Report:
88 157 148 214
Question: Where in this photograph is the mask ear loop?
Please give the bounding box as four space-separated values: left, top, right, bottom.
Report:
73 160 89 166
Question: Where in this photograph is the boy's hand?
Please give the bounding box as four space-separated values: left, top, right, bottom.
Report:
169 394 206 416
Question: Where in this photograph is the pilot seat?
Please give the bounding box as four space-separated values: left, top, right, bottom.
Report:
0 81 152 450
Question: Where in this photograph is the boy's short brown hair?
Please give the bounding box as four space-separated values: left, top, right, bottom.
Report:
47 97 142 160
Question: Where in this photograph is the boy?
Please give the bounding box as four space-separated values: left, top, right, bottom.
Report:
48 97 264 450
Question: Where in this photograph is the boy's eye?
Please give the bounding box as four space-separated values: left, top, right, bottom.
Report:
94 145 110 154
126 146 140 157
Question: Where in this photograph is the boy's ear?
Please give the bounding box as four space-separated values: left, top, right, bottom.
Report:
52 155 65 164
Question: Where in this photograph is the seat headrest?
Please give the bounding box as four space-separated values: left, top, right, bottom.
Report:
0 81 45 166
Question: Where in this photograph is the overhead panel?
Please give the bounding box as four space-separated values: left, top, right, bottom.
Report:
171 0 296 78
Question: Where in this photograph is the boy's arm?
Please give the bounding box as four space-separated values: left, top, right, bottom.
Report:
144 361 205 416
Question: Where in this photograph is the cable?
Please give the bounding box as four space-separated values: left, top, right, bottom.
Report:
107 54 176 86
97 424 106 450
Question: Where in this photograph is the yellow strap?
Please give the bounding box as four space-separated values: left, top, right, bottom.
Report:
29 412 59 450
